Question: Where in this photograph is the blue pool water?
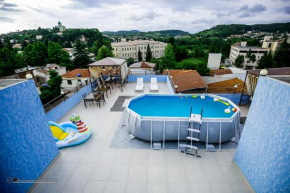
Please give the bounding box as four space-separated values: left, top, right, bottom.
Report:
128 95 235 118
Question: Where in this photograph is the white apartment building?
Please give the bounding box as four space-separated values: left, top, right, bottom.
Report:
262 36 283 55
229 41 269 69
111 39 167 61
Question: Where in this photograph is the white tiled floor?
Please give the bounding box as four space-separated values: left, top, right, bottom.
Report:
31 83 253 193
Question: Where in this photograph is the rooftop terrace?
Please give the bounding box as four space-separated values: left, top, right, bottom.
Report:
31 82 253 193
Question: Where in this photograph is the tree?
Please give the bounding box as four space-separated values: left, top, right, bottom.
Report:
245 49 256 65
4 37 13 50
273 39 290 67
96 45 113 60
23 42 47 66
146 44 152 62
0 48 25 77
0 41 4 49
234 55 245 67
47 41 72 68
159 44 175 72
126 57 135 65
258 52 276 69
73 40 91 67
40 70 62 104
174 46 188 62
138 48 142 62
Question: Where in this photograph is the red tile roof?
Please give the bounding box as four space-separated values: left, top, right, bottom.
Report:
210 69 232 76
207 77 247 94
164 70 207 92
62 69 90 78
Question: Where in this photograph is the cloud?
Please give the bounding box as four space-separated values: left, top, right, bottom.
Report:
237 4 267 18
191 19 214 25
237 5 249 12
280 6 290 14
249 4 267 12
0 0 22 12
0 16 14 22
130 10 161 21
216 13 228 18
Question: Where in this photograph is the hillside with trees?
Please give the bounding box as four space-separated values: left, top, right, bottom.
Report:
194 22 290 37
103 30 190 38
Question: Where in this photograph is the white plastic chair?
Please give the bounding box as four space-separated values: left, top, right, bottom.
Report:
135 78 144 92
150 77 159 92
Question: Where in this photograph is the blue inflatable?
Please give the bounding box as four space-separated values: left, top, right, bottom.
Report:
49 117 92 148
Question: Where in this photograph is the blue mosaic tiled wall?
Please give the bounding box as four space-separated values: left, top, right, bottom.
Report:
46 84 92 122
0 80 59 193
234 76 290 192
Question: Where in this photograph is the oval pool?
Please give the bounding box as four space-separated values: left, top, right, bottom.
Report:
125 94 240 143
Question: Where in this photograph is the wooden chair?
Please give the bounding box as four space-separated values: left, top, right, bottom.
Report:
95 78 111 98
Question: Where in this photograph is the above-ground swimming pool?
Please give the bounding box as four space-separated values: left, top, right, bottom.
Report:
125 94 240 145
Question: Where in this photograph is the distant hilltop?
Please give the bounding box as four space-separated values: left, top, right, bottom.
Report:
102 30 190 37
193 22 290 38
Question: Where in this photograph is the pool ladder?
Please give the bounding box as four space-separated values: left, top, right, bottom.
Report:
182 107 203 158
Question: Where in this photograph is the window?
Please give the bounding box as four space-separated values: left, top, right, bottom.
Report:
67 80 72 85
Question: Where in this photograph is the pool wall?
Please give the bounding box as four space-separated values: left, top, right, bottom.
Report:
234 76 290 192
125 94 240 144
0 80 59 193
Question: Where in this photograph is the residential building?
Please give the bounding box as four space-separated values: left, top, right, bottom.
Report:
14 66 39 83
163 69 207 93
207 77 245 94
229 41 269 69
63 48 95 61
207 53 222 70
261 36 283 55
36 35 43 40
12 44 22 49
33 64 66 84
111 39 167 61
61 69 90 89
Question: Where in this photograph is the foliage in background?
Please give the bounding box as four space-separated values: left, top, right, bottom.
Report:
234 55 245 68
47 41 73 68
146 44 152 62
96 45 113 61
73 39 92 67
23 42 47 66
40 70 62 104
138 48 142 62
126 57 135 65
159 44 176 72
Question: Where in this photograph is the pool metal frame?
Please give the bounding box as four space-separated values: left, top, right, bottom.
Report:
125 93 241 151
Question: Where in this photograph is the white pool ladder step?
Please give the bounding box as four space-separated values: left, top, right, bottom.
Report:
186 145 198 150
188 128 200 133
180 107 203 158
187 137 199 141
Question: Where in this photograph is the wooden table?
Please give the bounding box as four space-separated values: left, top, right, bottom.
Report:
94 86 111 98
84 93 105 108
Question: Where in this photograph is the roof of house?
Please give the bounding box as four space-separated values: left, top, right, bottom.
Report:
248 67 290 76
202 76 233 84
207 77 246 94
89 57 126 66
163 70 207 92
61 69 90 78
130 61 156 68
210 69 232 76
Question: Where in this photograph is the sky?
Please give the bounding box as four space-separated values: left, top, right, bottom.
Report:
0 0 289 34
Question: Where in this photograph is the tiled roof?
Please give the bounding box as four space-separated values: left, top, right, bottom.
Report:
248 67 290 76
89 57 126 66
130 61 156 68
207 77 246 94
62 69 90 78
164 70 207 92
210 69 232 76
